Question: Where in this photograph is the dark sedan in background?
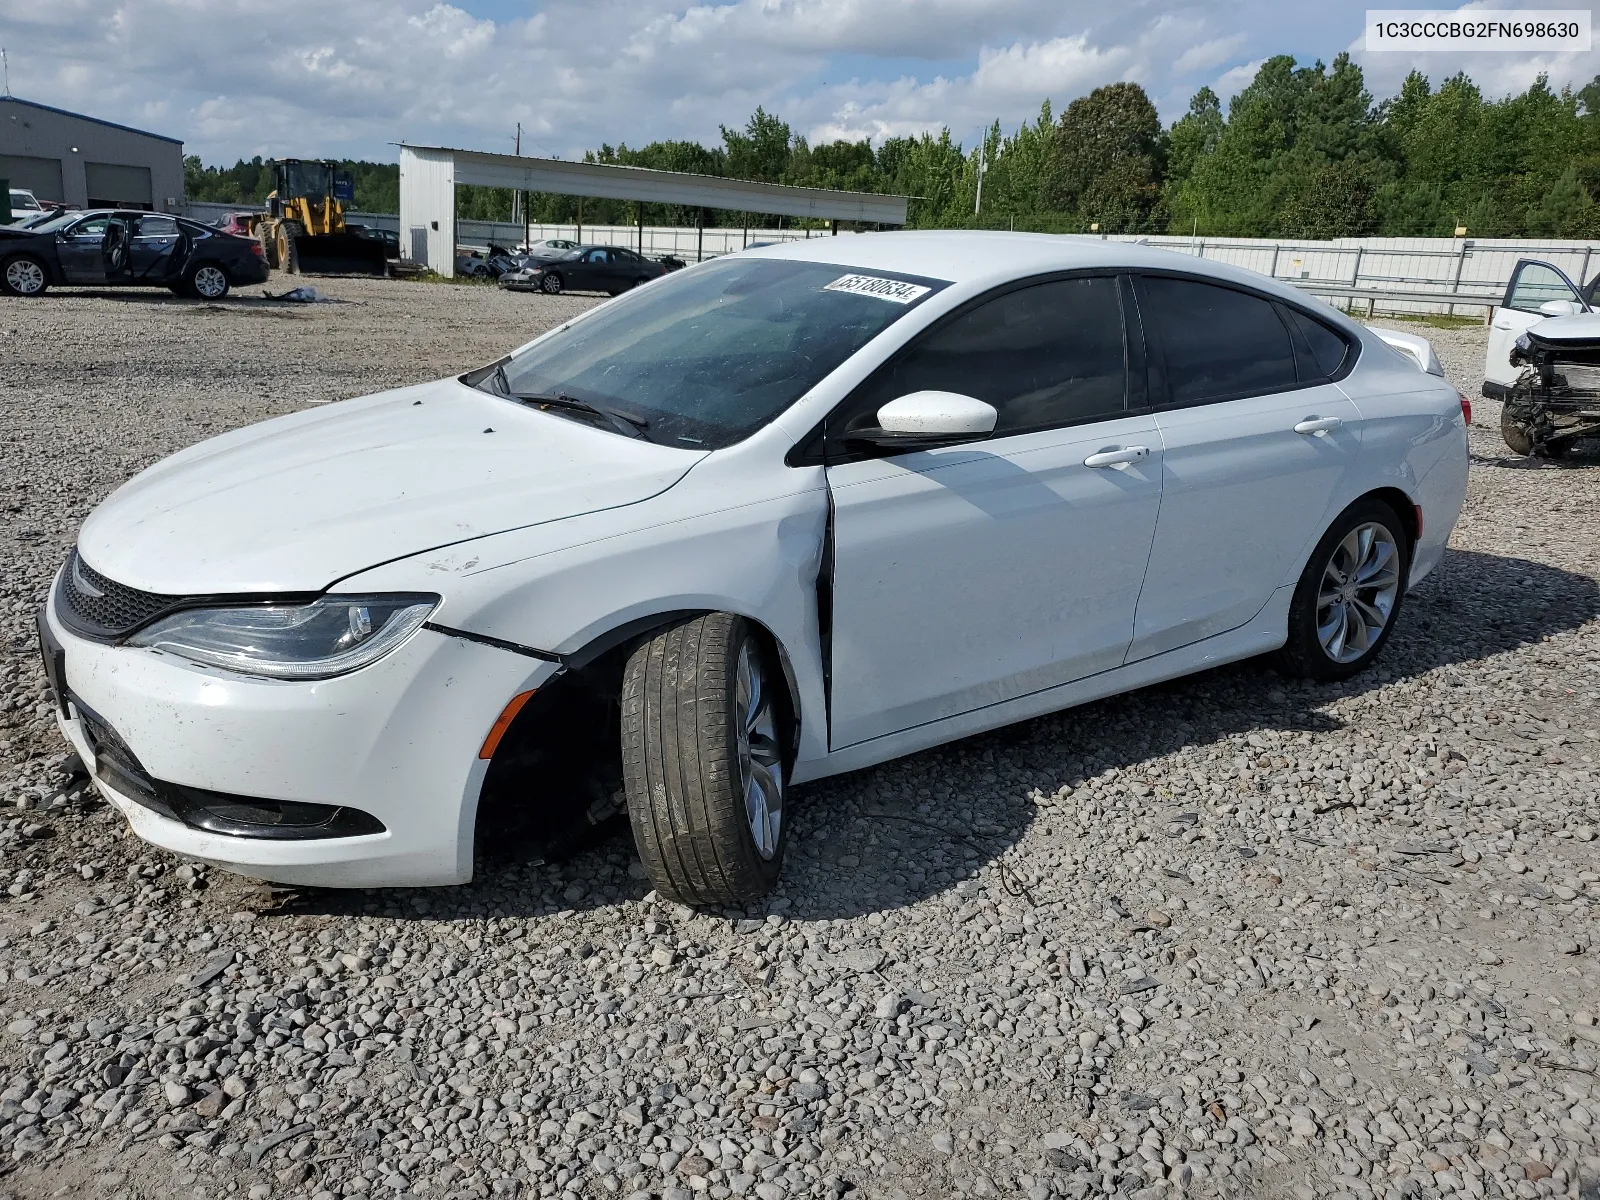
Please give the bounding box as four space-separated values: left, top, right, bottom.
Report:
0 210 269 299
499 244 670 295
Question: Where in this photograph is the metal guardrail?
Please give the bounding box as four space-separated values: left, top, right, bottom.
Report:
1289 280 1505 319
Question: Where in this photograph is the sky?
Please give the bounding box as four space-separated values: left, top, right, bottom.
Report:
2 0 1597 165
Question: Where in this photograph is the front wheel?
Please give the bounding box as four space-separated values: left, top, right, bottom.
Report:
539 272 563 294
1 255 50 297
185 263 231 300
1276 498 1409 681
621 614 788 906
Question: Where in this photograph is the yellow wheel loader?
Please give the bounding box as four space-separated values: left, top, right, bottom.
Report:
254 160 388 277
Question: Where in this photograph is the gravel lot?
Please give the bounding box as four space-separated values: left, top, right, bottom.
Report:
1 278 1598 1200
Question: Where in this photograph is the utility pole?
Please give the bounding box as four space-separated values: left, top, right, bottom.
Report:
512 123 522 239
974 140 985 217
1 49 11 97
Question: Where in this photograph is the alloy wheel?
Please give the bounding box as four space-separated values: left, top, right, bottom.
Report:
5 259 45 295
1316 521 1401 664
193 266 228 299
733 640 784 860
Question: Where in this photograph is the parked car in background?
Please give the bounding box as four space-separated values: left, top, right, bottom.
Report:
6 188 45 224
520 237 580 257
455 250 492 278
498 244 668 294
215 212 258 239
367 228 400 259
39 232 1467 904
0 209 269 298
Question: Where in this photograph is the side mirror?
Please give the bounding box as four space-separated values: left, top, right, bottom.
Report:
848 391 998 450
1539 299 1581 317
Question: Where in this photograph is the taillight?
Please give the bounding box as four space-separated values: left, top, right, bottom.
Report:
250 242 265 259
1458 393 1472 425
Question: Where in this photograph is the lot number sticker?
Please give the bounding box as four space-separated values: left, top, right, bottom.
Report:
823 274 931 304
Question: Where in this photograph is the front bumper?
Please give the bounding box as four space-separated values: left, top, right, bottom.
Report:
40 593 560 887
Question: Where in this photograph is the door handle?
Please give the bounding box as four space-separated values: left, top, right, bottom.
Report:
1083 446 1151 468
1293 416 1343 435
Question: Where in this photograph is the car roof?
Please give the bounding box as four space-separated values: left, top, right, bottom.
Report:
740 230 1333 309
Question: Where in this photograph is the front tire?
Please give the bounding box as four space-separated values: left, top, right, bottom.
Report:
540 272 563 295
1276 498 1409 681
621 615 788 906
2 254 50 297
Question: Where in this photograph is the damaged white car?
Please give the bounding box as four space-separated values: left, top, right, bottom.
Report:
40 233 1468 905
1483 257 1600 456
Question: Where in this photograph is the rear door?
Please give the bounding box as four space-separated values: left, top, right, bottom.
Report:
1128 274 1363 661
1486 259 1588 391
129 214 183 282
55 215 110 284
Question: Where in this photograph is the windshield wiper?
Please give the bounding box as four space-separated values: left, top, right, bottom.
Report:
512 391 651 440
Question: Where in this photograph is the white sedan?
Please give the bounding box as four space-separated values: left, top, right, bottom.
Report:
39 233 1469 905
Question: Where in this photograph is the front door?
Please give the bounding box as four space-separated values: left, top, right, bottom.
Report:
824 274 1164 748
1486 259 1589 390
1127 275 1363 660
102 216 133 283
129 214 183 282
55 215 110 284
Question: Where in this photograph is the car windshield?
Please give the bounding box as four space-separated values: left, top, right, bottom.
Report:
495 256 948 448
22 212 83 234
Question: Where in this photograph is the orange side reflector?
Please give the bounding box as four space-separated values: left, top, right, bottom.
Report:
479 690 536 760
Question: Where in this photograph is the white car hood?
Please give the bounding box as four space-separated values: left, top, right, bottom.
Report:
1526 311 1600 341
77 378 705 594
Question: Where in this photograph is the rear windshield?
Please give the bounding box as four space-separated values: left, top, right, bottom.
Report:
498 256 949 448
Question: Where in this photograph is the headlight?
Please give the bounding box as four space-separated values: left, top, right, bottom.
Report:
126 594 439 680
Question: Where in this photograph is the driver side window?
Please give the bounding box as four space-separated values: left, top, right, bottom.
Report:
839 274 1130 441
70 217 109 238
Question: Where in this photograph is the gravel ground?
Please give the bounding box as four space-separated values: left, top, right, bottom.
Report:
1 281 1598 1200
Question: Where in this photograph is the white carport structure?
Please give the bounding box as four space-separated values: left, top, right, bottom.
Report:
398 144 909 277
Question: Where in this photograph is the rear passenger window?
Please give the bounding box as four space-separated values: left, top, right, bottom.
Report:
1141 277 1298 405
852 276 1128 437
1282 307 1350 380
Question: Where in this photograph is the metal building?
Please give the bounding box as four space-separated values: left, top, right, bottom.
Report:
399 144 908 277
0 96 185 211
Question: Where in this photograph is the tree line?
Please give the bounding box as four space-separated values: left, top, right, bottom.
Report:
183 55 1600 239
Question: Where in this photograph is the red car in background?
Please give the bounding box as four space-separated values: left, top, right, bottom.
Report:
216 212 257 239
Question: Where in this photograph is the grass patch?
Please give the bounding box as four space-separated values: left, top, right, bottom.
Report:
1363 311 1486 330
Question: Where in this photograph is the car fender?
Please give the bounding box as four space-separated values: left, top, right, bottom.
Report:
340 461 834 771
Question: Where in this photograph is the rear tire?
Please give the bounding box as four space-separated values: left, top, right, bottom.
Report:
621 614 788 906
185 263 231 300
1 254 50 297
1276 498 1410 681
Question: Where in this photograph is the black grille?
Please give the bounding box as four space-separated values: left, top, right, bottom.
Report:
56 549 184 641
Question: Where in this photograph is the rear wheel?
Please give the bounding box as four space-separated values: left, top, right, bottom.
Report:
540 272 563 294
1 254 49 297
621 614 788 906
1276 498 1409 681
185 263 231 300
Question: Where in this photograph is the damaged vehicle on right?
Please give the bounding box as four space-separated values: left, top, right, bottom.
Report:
1483 257 1600 456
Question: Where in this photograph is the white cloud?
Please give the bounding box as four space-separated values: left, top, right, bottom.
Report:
0 0 1593 165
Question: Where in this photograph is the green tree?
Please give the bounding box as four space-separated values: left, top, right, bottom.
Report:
1047 82 1164 231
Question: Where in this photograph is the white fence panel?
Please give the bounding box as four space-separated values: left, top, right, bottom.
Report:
180 199 1598 312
